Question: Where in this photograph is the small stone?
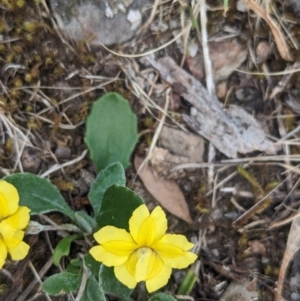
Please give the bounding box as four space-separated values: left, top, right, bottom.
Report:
127 9 142 31
188 42 198 58
290 272 300 291
224 211 240 220
21 147 41 173
236 0 247 12
169 92 181 111
256 41 272 63
247 240 266 256
291 292 300 301
73 169 95 196
80 169 95 187
211 248 220 258
216 80 227 99
150 21 168 32
186 39 248 83
159 126 204 163
55 146 71 160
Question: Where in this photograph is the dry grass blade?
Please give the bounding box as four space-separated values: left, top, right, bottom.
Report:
242 0 293 61
269 210 300 229
270 62 300 99
17 258 53 301
232 182 282 228
275 216 300 301
40 149 88 178
99 25 190 58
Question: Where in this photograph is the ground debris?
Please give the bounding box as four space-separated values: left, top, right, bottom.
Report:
159 126 204 163
150 147 189 179
275 215 300 301
219 280 258 301
242 0 293 62
134 155 193 224
186 39 248 83
146 56 276 158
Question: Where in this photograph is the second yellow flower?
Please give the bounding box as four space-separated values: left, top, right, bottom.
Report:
90 204 197 292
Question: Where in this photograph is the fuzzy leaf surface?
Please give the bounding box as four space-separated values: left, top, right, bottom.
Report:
88 162 125 216
42 272 81 295
96 184 144 230
85 92 138 171
4 173 74 220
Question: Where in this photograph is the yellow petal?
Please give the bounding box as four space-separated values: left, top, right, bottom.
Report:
0 239 7 268
125 249 139 275
4 206 30 230
0 181 19 221
129 205 167 246
94 226 136 256
153 234 197 269
135 247 155 281
114 248 172 292
114 265 137 289
150 206 168 243
90 245 129 266
0 257 5 269
2 227 25 249
8 240 29 260
146 260 172 293
129 205 149 245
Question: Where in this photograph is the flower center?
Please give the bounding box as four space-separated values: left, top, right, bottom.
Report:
137 246 151 256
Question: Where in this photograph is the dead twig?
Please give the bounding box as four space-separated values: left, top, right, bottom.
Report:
146 56 275 158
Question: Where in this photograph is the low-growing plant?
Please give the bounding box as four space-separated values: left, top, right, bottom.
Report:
0 93 198 301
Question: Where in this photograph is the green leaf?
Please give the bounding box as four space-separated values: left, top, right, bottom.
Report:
84 253 101 278
190 11 199 33
99 265 133 300
42 272 81 295
88 162 125 216
223 0 229 14
148 293 177 301
74 211 97 234
69 258 82 268
66 258 83 274
4 173 75 220
96 185 144 229
85 92 138 171
81 276 106 301
177 269 197 295
66 261 81 274
53 234 82 266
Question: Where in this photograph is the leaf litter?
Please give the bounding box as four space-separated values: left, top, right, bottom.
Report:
2 0 300 300
146 56 276 158
134 155 193 224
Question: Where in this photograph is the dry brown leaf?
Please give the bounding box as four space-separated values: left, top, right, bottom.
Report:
275 216 300 301
134 155 193 224
243 0 293 62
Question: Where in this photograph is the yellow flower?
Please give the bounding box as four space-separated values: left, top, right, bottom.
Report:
0 181 31 269
90 204 197 292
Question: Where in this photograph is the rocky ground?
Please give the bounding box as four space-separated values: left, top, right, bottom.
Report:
1 0 300 300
